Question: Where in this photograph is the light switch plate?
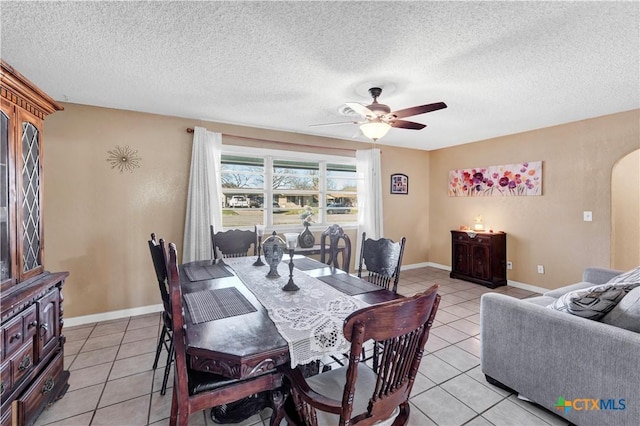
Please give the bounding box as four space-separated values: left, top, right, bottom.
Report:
583 211 593 221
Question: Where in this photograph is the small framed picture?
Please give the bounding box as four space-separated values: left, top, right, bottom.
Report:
390 173 408 194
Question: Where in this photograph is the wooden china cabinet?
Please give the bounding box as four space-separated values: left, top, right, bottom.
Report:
1 60 69 426
450 230 507 288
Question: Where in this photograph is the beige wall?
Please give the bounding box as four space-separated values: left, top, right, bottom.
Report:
43 103 638 318
612 149 640 270
429 110 640 289
43 103 429 318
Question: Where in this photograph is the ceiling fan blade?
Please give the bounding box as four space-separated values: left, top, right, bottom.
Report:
345 102 377 120
387 102 447 120
390 120 426 130
309 121 359 127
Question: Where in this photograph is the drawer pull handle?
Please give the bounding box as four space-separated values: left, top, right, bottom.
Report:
28 320 38 328
10 332 22 342
40 323 49 335
19 354 32 371
42 377 55 394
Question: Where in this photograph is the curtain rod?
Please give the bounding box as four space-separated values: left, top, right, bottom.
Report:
186 127 357 152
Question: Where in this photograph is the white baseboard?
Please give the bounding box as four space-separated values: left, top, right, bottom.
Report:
402 262 451 271
401 262 429 270
426 262 452 271
506 279 548 294
402 262 548 293
65 304 163 328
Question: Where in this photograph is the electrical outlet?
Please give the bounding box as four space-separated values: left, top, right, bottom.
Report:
507 261 513 270
537 265 545 274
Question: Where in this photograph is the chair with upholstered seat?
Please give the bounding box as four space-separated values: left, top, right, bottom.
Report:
284 285 440 426
210 225 257 260
148 233 173 395
357 232 406 294
165 242 285 426
319 224 352 272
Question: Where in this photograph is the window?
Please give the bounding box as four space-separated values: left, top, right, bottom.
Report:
220 147 357 230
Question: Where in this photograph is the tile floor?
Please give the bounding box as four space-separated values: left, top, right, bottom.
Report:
35 267 571 426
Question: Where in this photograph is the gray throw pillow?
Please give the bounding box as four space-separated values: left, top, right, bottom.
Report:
549 281 640 320
601 286 640 332
606 266 640 285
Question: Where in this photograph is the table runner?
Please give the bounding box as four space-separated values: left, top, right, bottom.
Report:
223 257 369 368
184 287 256 324
317 274 382 296
184 262 233 282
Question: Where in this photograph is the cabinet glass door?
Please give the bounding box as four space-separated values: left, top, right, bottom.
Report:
21 120 43 276
1 111 10 282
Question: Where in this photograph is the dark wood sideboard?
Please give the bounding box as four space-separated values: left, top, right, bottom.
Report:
450 230 507 288
1 60 69 426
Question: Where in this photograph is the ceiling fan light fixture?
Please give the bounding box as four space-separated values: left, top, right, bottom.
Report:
360 122 391 141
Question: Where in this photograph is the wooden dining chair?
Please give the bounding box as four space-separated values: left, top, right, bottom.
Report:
148 233 173 395
210 225 257 259
320 224 352 272
357 232 406 293
284 285 440 426
165 242 285 426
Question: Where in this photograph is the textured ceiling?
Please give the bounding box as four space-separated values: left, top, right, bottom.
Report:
1 1 638 150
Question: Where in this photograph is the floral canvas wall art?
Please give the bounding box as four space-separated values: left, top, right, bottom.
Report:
449 161 542 197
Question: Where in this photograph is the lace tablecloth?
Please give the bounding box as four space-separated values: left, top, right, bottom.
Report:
223 257 369 368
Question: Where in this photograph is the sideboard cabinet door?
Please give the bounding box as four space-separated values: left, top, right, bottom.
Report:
37 289 59 362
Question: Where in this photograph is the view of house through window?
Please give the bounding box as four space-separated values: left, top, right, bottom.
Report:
220 149 358 229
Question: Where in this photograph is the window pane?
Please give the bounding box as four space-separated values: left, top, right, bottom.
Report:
273 160 319 190
327 164 357 191
222 155 264 189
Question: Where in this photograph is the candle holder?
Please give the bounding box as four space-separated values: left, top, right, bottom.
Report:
282 233 300 292
253 224 266 266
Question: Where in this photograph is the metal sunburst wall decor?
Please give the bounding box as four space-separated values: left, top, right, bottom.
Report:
106 145 141 173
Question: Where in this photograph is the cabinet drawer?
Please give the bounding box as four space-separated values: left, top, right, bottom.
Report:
17 352 63 426
0 360 9 403
10 343 34 386
473 235 491 245
453 232 470 242
2 315 24 361
23 305 38 340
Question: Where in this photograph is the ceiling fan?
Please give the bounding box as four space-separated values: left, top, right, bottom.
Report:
311 87 447 141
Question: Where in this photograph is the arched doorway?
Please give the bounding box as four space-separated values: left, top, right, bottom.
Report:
611 149 640 270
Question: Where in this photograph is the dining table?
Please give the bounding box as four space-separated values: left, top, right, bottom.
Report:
178 254 400 422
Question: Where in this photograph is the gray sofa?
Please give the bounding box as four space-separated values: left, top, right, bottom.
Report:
480 267 640 426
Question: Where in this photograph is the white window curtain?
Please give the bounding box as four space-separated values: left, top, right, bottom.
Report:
183 127 223 263
356 148 383 247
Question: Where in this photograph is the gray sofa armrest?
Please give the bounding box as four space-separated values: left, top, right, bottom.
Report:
582 267 623 284
481 293 640 426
